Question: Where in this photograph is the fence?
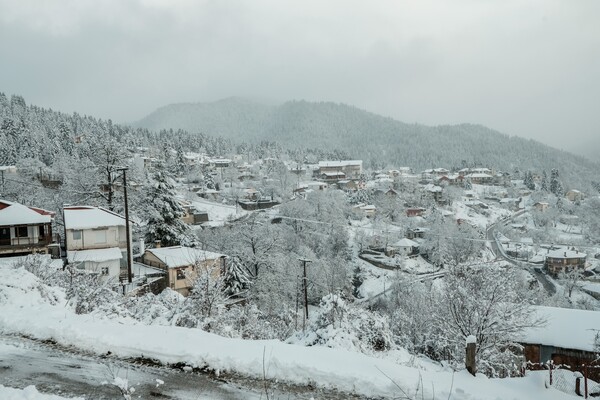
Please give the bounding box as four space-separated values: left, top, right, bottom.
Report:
525 361 600 398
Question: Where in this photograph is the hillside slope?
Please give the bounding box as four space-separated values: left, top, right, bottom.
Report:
135 98 599 189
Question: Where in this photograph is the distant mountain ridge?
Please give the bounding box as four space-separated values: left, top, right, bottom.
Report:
134 98 599 190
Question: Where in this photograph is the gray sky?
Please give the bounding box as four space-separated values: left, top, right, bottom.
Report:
0 0 598 155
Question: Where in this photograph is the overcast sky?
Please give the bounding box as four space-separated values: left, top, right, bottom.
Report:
0 0 598 154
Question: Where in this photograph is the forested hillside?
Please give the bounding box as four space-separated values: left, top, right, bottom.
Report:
1 91 598 199
136 98 599 189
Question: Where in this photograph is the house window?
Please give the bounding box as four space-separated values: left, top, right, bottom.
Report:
72 230 82 240
176 269 186 280
17 226 28 238
101 267 109 276
39 225 45 238
95 230 107 244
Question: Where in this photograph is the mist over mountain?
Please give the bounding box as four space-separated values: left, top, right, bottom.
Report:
135 98 599 189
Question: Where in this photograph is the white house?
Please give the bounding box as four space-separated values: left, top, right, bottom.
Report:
390 238 419 257
63 206 130 280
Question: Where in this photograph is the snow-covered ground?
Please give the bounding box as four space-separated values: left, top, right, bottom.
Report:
0 266 578 399
191 197 247 226
453 199 511 230
0 385 82 400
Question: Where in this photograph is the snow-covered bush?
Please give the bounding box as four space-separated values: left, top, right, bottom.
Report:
123 288 185 325
291 293 393 354
10 256 120 315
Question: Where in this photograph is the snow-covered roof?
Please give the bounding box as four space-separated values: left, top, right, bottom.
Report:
520 306 600 352
545 248 587 259
318 160 362 168
392 238 419 248
64 206 126 230
131 262 165 277
303 181 328 187
468 173 493 178
423 184 442 192
0 200 52 225
358 204 376 210
145 246 226 269
67 247 123 263
209 158 232 163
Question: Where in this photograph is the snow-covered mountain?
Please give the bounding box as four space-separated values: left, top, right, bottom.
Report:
134 97 600 189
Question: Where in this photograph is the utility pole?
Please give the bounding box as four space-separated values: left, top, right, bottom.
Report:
299 257 312 330
117 167 133 284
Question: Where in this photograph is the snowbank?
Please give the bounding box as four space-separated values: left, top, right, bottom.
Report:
0 267 574 399
0 385 83 400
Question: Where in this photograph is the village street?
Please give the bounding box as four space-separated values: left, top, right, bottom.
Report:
0 335 262 399
485 211 556 295
0 335 366 400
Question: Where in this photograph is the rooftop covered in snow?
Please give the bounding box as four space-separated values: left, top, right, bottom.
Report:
0 200 53 226
67 247 123 263
64 206 127 230
519 306 600 352
545 248 587 259
145 246 226 269
318 160 362 168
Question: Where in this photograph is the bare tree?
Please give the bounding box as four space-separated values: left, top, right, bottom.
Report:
437 262 545 375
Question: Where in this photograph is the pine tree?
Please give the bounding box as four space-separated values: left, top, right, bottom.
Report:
540 171 548 192
352 265 364 299
222 256 251 297
523 171 534 191
144 164 194 247
550 168 564 197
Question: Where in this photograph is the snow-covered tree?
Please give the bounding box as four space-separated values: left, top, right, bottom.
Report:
291 293 394 354
222 256 251 297
524 171 535 191
540 170 548 192
436 263 544 376
550 168 564 197
144 164 194 247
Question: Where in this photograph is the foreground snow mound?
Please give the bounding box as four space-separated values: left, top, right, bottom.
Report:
0 385 83 400
0 266 65 307
0 268 574 399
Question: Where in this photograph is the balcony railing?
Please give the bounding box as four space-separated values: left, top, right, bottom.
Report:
0 236 52 249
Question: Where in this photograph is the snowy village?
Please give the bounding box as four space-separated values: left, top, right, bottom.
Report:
2 2 600 399
0 91 600 399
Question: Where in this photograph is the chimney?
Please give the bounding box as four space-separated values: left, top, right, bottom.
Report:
154 240 161 248
564 252 567 257
139 239 145 255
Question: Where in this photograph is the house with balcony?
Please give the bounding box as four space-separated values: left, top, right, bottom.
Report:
317 160 362 180
544 248 587 276
0 200 55 257
63 206 130 280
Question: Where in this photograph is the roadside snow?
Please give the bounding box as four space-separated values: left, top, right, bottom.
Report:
0 267 575 399
0 385 83 400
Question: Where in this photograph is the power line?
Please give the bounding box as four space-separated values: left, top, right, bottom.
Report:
273 214 598 251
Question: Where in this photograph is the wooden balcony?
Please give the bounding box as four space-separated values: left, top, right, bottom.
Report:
0 236 52 255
